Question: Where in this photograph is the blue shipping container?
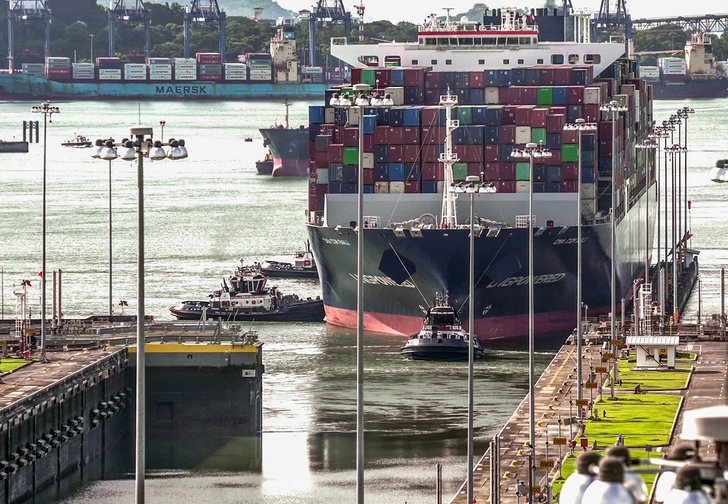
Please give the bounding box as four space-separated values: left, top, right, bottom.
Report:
485 126 500 144
363 115 377 135
388 107 404 127
405 162 421 181
343 165 358 183
547 165 562 183
545 182 561 193
546 132 562 150
403 107 421 127
534 164 547 182
389 162 405 181
309 105 325 124
552 87 569 105
422 180 440 193
581 167 595 183
374 145 388 163
374 162 389 180
390 68 404 87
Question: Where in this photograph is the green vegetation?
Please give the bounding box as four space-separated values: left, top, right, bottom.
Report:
633 25 728 64
617 361 692 390
0 357 29 374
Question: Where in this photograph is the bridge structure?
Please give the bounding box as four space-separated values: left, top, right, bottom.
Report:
630 14 728 33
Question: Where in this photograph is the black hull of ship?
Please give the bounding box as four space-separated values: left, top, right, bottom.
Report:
306 190 654 342
651 77 728 99
259 265 318 278
259 128 309 177
170 299 325 322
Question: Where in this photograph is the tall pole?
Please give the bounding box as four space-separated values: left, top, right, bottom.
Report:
90 34 94 63
131 127 152 504
610 108 617 387
677 120 682 258
467 178 476 504
672 146 678 322
31 102 59 363
108 159 113 317
356 103 365 504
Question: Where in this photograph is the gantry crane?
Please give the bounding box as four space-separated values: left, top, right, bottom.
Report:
183 0 227 61
595 0 631 39
6 0 51 70
108 0 151 58
309 0 352 67
353 0 364 43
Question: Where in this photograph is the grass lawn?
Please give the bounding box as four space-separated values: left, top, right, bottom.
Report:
0 357 29 374
617 360 692 391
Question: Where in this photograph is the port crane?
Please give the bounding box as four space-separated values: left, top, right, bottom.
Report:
309 0 352 67
108 0 151 58
6 0 51 70
183 0 227 61
594 0 631 39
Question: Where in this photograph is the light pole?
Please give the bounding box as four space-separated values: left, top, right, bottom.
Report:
31 101 60 363
511 141 552 497
160 120 166 141
637 138 658 285
92 130 188 503
599 100 626 399
450 176 496 503
677 107 694 250
92 139 117 316
564 118 596 417
666 143 686 323
90 33 95 63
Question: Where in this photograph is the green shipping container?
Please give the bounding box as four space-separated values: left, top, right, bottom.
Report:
537 87 553 106
531 127 547 145
343 147 359 165
562 143 579 162
360 69 376 86
516 162 531 181
457 107 472 125
452 163 468 181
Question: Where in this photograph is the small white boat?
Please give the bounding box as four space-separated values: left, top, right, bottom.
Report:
710 159 728 182
401 294 484 361
260 241 317 278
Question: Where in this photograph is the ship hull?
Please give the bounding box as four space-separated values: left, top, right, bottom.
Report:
651 77 728 99
259 128 309 177
170 298 325 322
0 73 327 100
307 188 654 342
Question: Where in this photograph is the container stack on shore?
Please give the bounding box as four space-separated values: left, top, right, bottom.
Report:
307 61 653 221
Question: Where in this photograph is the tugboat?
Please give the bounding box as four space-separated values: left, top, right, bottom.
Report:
255 151 274 175
61 134 93 148
400 294 485 361
170 261 324 322
260 241 318 278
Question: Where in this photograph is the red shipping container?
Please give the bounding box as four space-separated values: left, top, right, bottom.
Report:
333 125 345 144
363 168 374 185
402 127 420 145
403 145 420 163
308 140 316 161
421 126 443 145
468 162 485 177
567 86 584 105
532 108 548 127
375 68 391 87
328 144 344 163
497 180 516 193
373 126 389 144
425 71 440 89
343 127 359 147
503 106 518 126
422 145 441 162
198 74 222 81
500 125 516 144
425 88 440 105
500 163 516 181
351 68 362 84
405 181 421 193
584 104 600 122
483 163 500 181
515 105 535 126
363 135 373 152
468 71 484 88
519 86 538 105
553 67 572 85
562 129 578 144
484 144 499 162
546 150 562 165
421 107 440 126
320 124 336 136
388 127 404 144
422 163 444 181
546 114 566 134
549 106 567 115
562 163 578 181
315 150 329 168
539 68 555 86
404 67 426 87
388 145 404 163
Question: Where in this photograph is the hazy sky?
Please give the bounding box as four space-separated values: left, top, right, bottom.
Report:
277 0 726 23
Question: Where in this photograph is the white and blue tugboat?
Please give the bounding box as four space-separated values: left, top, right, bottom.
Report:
170 261 324 322
260 241 318 278
400 294 485 361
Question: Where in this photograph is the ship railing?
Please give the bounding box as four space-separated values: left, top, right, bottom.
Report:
417 22 538 34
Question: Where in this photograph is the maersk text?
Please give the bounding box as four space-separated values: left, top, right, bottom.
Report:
155 85 209 95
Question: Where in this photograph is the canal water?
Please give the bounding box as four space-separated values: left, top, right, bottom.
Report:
0 98 725 503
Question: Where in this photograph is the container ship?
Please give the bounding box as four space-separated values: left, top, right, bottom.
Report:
259 100 310 177
304 7 658 342
639 32 728 99
0 26 326 100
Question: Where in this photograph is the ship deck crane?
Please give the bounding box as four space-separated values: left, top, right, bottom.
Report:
309 0 352 67
6 0 51 70
108 0 151 59
183 0 227 61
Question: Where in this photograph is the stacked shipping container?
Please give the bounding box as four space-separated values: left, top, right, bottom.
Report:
44 57 71 81
307 61 653 222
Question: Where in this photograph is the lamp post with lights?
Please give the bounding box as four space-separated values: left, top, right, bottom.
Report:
511 141 552 501
31 101 60 362
92 129 188 503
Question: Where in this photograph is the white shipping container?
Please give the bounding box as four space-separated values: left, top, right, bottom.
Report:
583 86 601 104
324 107 335 123
362 152 374 169
384 86 404 105
516 181 530 193
389 181 405 194
316 168 329 184
173 58 196 65
485 87 500 104
175 74 197 80
98 70 122 80
515 126 531 144
639 66 660 79
580 183 595 199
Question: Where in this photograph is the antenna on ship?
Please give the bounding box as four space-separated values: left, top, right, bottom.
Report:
439 87 459 228
443 7 454 27
283 98 290 129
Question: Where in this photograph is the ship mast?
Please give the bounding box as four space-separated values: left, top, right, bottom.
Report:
283 98 290 129
439 89 460 228
354 1 365 42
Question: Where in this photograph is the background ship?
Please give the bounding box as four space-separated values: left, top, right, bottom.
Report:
639 32 728 99
304 7 657 342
